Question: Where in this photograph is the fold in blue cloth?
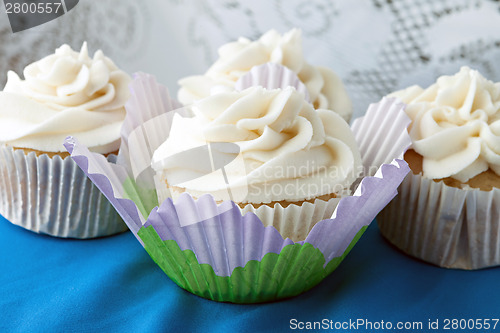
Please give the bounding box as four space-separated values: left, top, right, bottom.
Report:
0 215 498 332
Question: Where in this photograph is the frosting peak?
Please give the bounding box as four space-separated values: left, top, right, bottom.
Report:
177 29 352 121
0 42 131 153
153 86 361 203
391 66 500 182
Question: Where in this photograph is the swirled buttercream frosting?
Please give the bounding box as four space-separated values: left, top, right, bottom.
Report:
390 66 500 182
152 86 361 203
177 29 352 122
0 42 131 153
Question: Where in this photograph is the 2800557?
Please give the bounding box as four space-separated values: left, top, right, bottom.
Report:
5 2 63 14
443 318 499 330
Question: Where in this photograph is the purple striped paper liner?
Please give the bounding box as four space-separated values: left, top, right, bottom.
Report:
117 72 185 189
234 62 311 103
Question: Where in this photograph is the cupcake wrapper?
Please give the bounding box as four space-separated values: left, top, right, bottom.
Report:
137 193 367 303
378 172 500 270
235 62 311 103
64 71 411 302
239 197 340 242
168 186 341 243
0 146 126 238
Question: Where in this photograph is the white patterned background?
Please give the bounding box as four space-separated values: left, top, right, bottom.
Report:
2 0 500 120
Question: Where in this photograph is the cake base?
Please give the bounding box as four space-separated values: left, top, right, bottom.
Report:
13 146 118 159
404 149 500 191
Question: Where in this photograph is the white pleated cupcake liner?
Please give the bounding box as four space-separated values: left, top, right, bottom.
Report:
0 145 127 238
239 197 341 242
64 71 412 302
234 62 311 103
167 185 341 243
377 172 500 270
351 97 412 174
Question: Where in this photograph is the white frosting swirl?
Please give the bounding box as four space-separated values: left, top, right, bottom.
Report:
390 66 500 182
0 43 131 153
152 86 361 203
177 29 352 121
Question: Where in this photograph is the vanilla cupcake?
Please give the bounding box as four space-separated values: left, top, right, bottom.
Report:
378 66 500 269
178 29 353 122
0 42 131 238
64 71 411 303
152 85 361 241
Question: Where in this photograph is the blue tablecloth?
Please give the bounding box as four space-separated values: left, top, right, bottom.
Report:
1 214 498 332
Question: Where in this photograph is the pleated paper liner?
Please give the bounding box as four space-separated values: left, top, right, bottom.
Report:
238 196 341 242
0 146 126 238
167 186 341 243
64 70 411 303
137 193 367 303
234 62 311 103
377 172 500 270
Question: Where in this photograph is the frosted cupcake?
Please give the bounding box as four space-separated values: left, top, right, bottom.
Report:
0 42 131 238
378 66 500 269
152 85 362 241
178 29 353 122
64 69 411 303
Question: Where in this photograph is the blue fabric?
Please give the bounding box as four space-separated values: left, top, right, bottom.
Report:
1 214 498 333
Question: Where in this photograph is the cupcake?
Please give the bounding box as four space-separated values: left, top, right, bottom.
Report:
64 70 411 303
151 85 362 241
377 66 500 269
0 42 131 238
178 29 353 122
